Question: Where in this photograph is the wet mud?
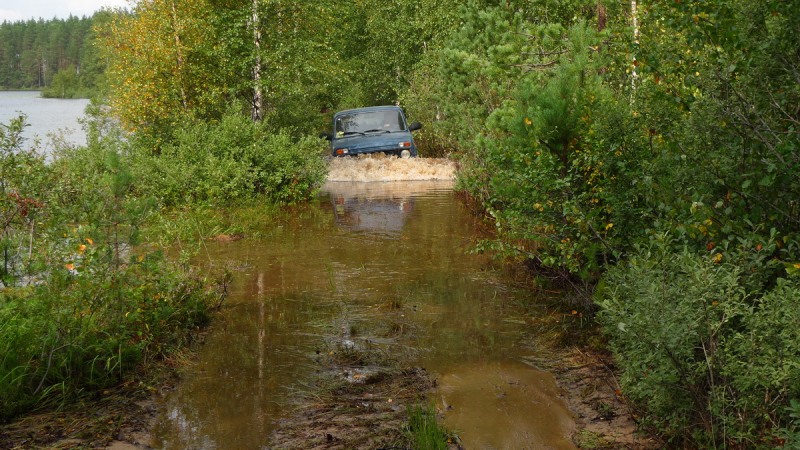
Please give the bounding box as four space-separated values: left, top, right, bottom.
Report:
438 361 576 449
555 350 660 449
0 376 167 449
270 340 440 450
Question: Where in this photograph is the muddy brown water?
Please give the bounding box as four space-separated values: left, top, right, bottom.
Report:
152 165 577 449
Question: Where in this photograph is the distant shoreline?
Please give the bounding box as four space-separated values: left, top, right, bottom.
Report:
0 89 93 100
0 88 41 92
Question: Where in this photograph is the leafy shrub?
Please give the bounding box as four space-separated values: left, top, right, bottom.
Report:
598 235 800 448
0 253 212 421
40 66 92 99
128 111 327 205
0 117 216 421
782 400 800 449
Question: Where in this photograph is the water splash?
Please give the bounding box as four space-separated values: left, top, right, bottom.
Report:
326 153 456 182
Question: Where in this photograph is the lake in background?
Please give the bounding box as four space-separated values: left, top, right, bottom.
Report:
0 91 91 148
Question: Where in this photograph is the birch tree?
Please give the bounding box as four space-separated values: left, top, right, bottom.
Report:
100 0 224 135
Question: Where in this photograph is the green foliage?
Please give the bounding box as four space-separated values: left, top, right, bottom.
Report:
0 14 103 92
126 110 327 206
593 3 800 441
402 0 598 151
333 0 465 106
782 400 800 449
625 0 800 253
412 0 800 445
100 0 340 138
599 236 800 447
445 17 634 295
0 252 212 420
489 22 615 263
405 403 452 450
0 116 216 421
40 65 88 99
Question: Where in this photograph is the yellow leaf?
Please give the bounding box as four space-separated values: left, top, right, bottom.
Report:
78 245 87 254
65 263 74 271
138 254 145 262
86 238 94 245
524 118 532 125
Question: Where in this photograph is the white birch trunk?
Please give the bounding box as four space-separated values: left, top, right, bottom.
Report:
631 0 639 90
170 1 188 110
252 0 263 122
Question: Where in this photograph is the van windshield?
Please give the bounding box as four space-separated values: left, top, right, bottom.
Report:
335 110 407 136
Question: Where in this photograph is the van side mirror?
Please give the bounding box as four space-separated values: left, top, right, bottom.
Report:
408 122 423 131
319 132 333 141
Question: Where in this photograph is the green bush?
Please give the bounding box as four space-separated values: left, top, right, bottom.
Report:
782 400 800 449
598 235 800 447
0 116 216 421
128 111 327 205
40 65 93 99
0 254 212 421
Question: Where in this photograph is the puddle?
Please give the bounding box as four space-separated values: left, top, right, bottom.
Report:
439 361 575 449
151 173 576 449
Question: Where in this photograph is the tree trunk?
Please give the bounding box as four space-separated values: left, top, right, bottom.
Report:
170 1 188 111
631 0 639 89
597 0 606 32
251 0 263 122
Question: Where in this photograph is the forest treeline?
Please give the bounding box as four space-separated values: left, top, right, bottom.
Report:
0 13 109 97
1 0 799 448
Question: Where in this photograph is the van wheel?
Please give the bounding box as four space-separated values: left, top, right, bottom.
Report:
400 149 411 159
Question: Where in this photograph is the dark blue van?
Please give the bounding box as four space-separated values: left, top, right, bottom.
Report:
320 106 422 158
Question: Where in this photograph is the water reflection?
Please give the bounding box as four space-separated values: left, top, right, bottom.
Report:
326 181 452 236
153 180 576 450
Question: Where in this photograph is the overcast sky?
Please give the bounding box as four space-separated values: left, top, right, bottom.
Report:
0 0 130 22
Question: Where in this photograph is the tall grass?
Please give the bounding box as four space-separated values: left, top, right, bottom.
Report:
0 257 213 420
405 403 452 450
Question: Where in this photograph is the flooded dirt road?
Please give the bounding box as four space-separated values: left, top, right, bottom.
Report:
152 157 577 449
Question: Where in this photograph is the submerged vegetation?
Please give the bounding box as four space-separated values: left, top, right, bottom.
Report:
1 0 799 447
